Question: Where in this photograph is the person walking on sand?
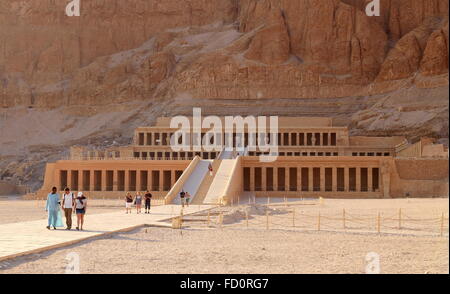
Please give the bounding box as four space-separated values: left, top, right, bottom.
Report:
75 192 87 231
61 187 75 230
135 192 143 214
46 187 62 230
180 190 186 208
144 190 152 214
125 192 133 214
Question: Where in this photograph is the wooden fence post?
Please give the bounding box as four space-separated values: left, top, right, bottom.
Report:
246 209 249 228
343 209 346 229
179 207 184 228
292 208 295 227
318 212 321 231
377 212 381 234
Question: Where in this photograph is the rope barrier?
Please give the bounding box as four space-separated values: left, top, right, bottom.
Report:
170 205 448 236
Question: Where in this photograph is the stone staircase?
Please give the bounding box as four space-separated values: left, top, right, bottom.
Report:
191 159 222 204
172 148 242 205
172 159 212 205
202 159 239 204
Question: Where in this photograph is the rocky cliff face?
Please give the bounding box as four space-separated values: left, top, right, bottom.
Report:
0 0 448 190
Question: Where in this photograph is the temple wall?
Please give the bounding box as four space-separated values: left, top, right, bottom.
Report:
422 145 448 158
396 141 422 157
394 159 449 180
389 159 449 198
349 136 406 147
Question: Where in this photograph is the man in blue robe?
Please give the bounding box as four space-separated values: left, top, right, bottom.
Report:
46 187 62 230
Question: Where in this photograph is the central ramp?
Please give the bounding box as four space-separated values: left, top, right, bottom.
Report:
166 151 244 205
203 159 239 204
172 159 212 204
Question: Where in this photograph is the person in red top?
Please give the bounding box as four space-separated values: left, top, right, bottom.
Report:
125 192 133 214
208 163 213 176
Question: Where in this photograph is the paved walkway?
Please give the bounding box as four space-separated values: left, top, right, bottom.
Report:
0 204 215 262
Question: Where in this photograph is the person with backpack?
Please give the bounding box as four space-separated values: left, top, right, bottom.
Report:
75 192 87 231
180 190 186 208
61 187 75 230
144 191 152 214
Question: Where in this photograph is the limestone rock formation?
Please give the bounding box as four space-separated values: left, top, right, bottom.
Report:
420 22 449 76
0 0 448 190
242 0 290 65
342 0 449 40
377 17 448 81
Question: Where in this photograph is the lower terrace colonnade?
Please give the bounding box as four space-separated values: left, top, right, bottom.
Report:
57 169 184 193
243 166 381 194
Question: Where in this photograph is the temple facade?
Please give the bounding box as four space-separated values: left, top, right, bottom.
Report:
34 117 449 203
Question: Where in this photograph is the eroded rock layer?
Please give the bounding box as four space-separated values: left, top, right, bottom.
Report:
0 0 448 189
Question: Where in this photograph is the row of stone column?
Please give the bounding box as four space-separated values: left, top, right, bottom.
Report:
245 166 380 193
278 132 337 147
135 151 218 160
58 169 182 192
137 132 171 146
137 132 338 147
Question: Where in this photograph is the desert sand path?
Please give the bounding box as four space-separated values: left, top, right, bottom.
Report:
0 204 214 262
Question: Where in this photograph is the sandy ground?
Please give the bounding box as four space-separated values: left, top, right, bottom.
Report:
0 198 164 225
1 226 447 274
0 198 448 274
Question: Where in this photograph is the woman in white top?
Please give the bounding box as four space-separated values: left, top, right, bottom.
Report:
135 192 143 214
75 192 87 231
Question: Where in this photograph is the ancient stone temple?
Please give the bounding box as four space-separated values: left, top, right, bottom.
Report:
35 117 449 203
